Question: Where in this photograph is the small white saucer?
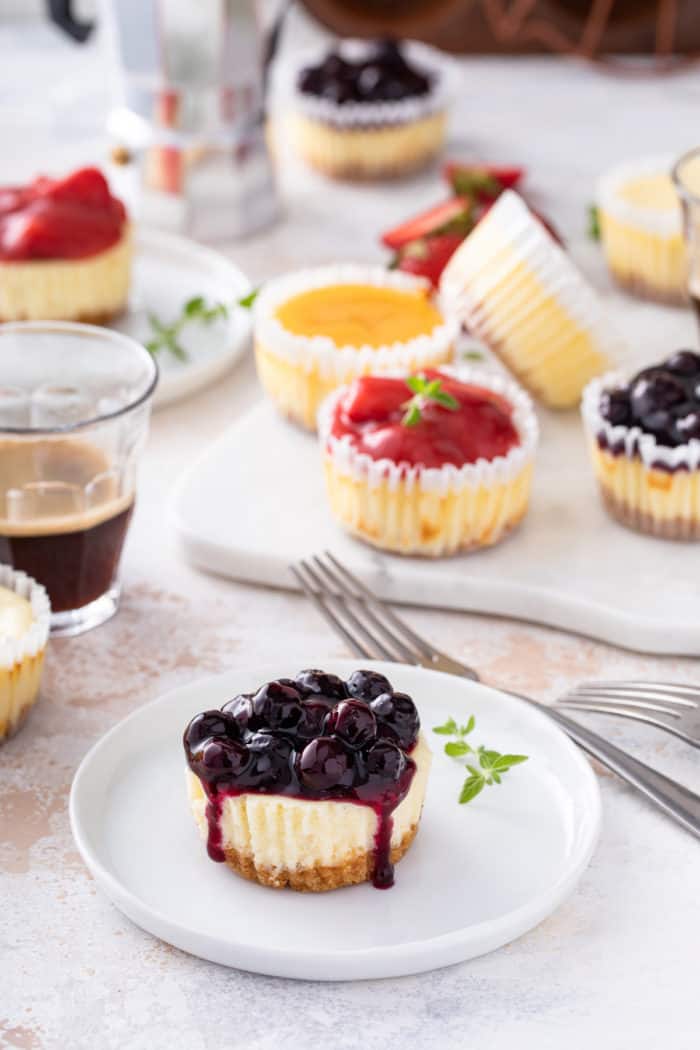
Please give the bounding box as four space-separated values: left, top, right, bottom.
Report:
112 229 252 409
69 660 600 981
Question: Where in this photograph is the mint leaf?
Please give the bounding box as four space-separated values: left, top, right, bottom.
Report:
462 349 484 362
184 295 205 317
459 715 476 736
402 403 422 427
405 374 427 395
459 775 485 804
493 754 529 771
445 740 471 757
478 749 501 772
433 717 458 735
587 204 601 241
238 287 260 309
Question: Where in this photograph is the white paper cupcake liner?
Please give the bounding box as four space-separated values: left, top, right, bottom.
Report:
318 363 539 493
582 372 700 472
254 264 458 382
597 156 681 237
287 39 456 129
439 191 627 366
0 564 51 670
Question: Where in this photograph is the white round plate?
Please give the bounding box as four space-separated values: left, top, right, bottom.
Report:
70 660 600 981
111 229 252 409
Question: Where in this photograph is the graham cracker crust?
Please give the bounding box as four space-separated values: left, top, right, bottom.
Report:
0 306 126 326
601 487 700 540
609 270 688 308
221 822 419 892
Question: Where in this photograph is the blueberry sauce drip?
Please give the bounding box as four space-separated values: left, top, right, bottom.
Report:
183 669 419 889
297 40 433 107
598 350 700 468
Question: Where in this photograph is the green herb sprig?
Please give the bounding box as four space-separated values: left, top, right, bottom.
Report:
433 715 528 804
587 204 601 241
145 288 260 362
402 374 459 427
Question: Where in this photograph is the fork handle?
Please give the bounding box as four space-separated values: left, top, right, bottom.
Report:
533 701 700 838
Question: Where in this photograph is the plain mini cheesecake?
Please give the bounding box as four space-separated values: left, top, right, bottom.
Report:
254 264 456 430
184 668 431 891
0 167 131 323
582 350 700 539
291 39 448 181
0 565 50 742
318 366 538 556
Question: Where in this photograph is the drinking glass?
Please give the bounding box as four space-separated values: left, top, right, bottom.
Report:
672 146 700 322
0 322 157 636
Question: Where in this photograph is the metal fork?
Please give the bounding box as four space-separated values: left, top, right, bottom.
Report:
290 551 700 840
558 682 700 748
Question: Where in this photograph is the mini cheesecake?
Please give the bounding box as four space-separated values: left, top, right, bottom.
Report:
597 157 687 306
254 264 456 430
582 350 700 539
184 668 431 891
0 566 50 741
291 39 449 181
318 366 538 556
440 191 624 408
0 167 131 323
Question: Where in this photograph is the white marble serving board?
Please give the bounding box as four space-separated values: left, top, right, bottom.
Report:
173 295 700 656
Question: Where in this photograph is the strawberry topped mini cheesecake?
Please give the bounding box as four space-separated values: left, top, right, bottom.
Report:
318 366 538 556
0 167 131 323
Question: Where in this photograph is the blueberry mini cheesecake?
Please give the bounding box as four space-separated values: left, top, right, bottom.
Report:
582 350 700 539
184 669 431 891
291 39 450 180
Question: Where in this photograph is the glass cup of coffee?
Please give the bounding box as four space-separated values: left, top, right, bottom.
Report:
672 147 700 321
0 322 157 636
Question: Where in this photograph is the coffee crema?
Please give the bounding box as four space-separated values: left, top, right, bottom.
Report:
0 438 133 613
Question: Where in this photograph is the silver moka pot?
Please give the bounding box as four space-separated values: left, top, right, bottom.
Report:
49 0 281 241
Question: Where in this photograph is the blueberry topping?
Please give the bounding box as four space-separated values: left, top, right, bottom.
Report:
296 697 335 740
599 388 632 427
601 353 700 449
325 699 377 750
184 710 239 750
194 738 250 784
221 694 255 732
298 737 355 791
242 732 292 790
664 350 700 378
297 41 432 107
346 669 394 701
295 669 348 699
252 680 304 727
358 740 407 797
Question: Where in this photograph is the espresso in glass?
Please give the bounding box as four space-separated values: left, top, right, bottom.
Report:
0 323 157 637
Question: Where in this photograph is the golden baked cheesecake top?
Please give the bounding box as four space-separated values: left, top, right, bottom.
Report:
184 667 425 889
0 166 127 262
0 584 34 640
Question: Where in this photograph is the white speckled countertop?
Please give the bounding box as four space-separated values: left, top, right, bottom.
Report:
1 11 700 1050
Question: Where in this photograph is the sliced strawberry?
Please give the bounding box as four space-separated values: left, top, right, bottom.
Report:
0 199 122 259
394 233 465 288
42 167 112 209
342 376 407 424
443 163 524 200
381 197 473 250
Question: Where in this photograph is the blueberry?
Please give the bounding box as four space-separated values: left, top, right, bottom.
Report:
599 388 632 427
346 670 393 701
360 740 407 793
252 680 304 726
297 698 335 740
630 370 687 423
194 738 249 785
184 710 238 751
325 699 377 750
674 410 700 443
239 731 292 790
295 669 348 700
298 737 355 791
221 694 255 733
664 350 700 378
371 692 419 749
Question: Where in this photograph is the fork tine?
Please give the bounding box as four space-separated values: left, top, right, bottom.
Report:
561 694 682 718
559 697 679 722
557 699 700 748
572 683 698 708
295 560 395 662
312 554 419 665
323 551 436 660
290 564 372 660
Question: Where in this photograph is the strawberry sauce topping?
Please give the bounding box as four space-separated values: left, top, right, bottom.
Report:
331 370 520 469
0 168 126 261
